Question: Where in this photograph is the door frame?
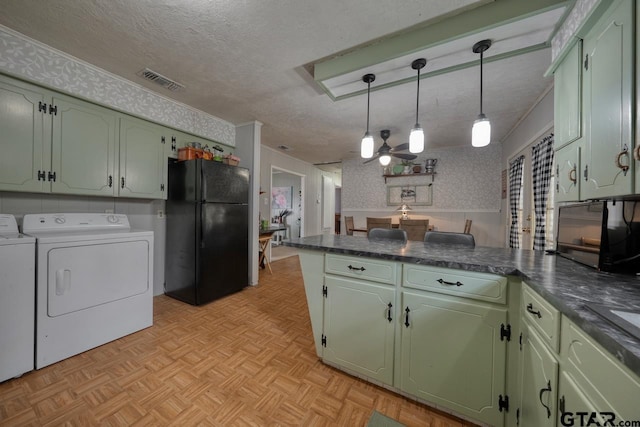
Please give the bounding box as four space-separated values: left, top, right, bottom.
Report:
270 166 306 238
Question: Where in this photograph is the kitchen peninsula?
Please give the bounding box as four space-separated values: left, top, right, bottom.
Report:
284 235 640 426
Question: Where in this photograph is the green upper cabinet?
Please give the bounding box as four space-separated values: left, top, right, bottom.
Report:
399 290 507 427
323 275 396 385
582 0 634 199
119 116 167 199
554 40 582 150
555 141 581 202
518 322 558 427
0 75 48 193
51 95 118 196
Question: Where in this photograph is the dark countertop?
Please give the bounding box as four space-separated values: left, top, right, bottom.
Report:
259 225 287 235
283 234 640 377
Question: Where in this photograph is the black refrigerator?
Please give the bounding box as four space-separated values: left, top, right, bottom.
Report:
165 159 250 305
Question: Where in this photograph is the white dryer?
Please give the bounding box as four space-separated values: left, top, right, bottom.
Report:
0 214 35 382
23 213 153 369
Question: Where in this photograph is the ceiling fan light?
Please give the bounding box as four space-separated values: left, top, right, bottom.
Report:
409 125 424 153
361 132 374 158
379 154 391 166
472 114 491 147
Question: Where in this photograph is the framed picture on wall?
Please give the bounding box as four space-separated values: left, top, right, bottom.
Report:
272 186 293 209
387 184 432 206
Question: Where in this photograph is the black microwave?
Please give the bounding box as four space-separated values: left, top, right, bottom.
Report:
556 201 640 274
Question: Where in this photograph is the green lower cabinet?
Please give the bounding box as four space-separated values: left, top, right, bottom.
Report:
560 317 640 421
399 290 507 426
558 371 603 426
518 322 558 427
323 275 395 385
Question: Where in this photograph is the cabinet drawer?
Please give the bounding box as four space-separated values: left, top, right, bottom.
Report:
325 254 398 285
561 316 640 421
522 284 560 352
402 264 507 304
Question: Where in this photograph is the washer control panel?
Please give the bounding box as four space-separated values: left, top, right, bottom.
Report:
22 213 130 233
0 214 19 234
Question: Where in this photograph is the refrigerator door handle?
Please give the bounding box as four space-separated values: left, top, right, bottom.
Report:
200 167 206 202
200 207 205 248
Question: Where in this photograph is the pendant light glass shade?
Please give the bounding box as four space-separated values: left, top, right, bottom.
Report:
472 114 491 147
360 74 376 158
472 40 491 148
409 58 427 154
361 132 374 158
379 154 391 166
409 126 424 153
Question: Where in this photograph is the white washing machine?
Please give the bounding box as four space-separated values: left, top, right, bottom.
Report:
23 213 153 369
0 214 35 382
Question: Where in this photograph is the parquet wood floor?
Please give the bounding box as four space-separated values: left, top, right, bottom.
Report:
0 256 478 426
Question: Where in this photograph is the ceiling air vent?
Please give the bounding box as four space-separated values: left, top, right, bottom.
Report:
277 145 292 151
136 68 185 92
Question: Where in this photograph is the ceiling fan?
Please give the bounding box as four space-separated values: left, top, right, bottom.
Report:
364 129 418 164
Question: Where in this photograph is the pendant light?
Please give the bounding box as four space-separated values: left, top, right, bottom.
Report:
409 58 426 154
360 74 375 158
472 40 492 147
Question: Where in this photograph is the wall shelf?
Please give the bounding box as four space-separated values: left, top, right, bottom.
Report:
383 172 436 184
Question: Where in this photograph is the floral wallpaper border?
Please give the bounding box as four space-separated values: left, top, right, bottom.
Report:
551 0 599 62
0 25 235 146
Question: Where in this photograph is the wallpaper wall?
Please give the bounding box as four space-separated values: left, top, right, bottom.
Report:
551 0 599 62
0 25 235 146
342 143 502 211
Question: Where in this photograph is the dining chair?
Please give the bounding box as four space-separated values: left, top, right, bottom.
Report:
464 219 472 234
366 217 392 231
344 216 355 236
424 231 475 247
399 219 429 241
368 228 408 242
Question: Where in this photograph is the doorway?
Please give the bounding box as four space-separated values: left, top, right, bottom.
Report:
506 127 555 250
270 167 305 261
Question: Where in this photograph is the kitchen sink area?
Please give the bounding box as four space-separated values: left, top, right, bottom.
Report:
587 304 640 341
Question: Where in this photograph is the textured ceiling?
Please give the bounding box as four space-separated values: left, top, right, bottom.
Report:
0 0 555 166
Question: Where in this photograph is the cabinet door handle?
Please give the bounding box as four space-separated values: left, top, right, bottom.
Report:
387 302 393 322
437 278 463 286
539 380 552 419
121 177 125 188
347 265 365 271
615 148 630 175
559 395 566 415
108 175 113 187
526 303 542 318
583 165 588 181
568 167 577 183
404 307 410 328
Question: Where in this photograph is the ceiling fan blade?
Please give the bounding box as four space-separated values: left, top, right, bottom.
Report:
390 143 409 152
363 155 381 164
392 153 417 160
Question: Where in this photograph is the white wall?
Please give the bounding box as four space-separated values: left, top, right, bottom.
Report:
341 144 504 247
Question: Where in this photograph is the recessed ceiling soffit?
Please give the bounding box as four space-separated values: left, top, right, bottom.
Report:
313 0 568 101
